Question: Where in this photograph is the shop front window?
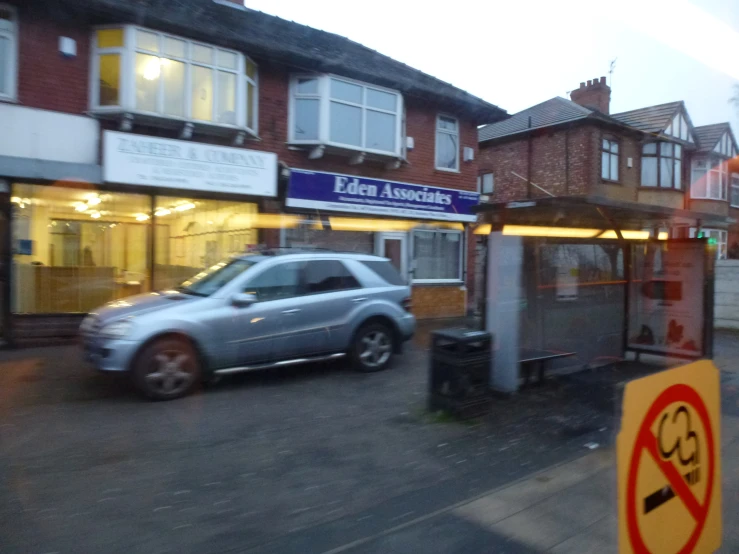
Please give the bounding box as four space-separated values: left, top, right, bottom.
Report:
412 229 463 282
152 197 259 291
11 185 150 313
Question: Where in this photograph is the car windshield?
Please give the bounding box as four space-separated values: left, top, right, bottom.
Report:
176 258 259 296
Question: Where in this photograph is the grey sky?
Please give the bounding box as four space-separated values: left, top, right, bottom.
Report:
243 0 739 135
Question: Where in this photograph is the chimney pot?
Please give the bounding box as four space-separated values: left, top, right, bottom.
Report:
579 82 586 89
600 76 607 84
587 80 592 86
570 77 611 114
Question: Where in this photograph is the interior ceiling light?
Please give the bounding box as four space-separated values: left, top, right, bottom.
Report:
10 196 20 204
90 211 101 219
142 57 167 81
74 202 88 212
87 196 102 206
154 208 171 217
174 202 196 212
135 213 150 221
597 230 650 240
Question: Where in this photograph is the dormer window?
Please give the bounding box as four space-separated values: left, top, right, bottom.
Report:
91 26 258 135
289 74 403 159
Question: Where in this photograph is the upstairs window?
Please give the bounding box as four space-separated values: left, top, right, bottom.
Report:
641 142 681 189
691 158 727 200
477 172 494 194
601 139 619 181
0 3 17 101
436 115 459 171
91 26 257 133
731 173 739 208
713 132 736 158
289 75 403 157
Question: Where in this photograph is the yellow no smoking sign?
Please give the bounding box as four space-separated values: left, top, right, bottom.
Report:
618 360 722 553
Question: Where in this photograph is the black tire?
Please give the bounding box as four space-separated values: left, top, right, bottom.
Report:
132 337 201 400
351 322 395 373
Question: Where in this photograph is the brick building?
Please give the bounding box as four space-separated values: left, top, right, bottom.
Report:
473 77 738 312
0 0 506 342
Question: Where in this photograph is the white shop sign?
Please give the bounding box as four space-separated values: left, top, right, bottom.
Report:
103 131 277 197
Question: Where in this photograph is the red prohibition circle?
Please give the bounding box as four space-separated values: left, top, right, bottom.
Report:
626 384 715 554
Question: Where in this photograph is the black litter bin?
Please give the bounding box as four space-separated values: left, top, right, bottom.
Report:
428 328 493 418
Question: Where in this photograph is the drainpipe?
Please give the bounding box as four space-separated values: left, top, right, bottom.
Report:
527 116 533 199
565 126 570 195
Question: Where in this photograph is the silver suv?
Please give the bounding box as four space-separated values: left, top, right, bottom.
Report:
80 250 416 400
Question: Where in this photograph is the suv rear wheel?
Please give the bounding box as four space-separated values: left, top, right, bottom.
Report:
133 337 201 400
351 322 394 372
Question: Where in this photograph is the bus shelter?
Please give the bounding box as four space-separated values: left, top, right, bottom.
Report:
473 196 727 393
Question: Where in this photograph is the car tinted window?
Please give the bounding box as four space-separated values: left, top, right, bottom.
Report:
359 260 405 285
178 258 258 296
243 261 302 301
304 260 360 294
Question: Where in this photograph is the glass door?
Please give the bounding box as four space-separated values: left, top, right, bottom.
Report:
375 232 408 282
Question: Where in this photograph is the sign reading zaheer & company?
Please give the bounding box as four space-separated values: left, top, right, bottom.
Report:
103 131 277 197
286 169 479 222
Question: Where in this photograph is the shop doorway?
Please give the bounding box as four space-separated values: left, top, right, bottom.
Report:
375 232 408 281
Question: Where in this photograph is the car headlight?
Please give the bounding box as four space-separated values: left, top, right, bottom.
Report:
79 315 97 333
98 321 133 339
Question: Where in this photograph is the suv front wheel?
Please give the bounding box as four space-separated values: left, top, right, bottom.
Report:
351 322 394 372
133 337 201 400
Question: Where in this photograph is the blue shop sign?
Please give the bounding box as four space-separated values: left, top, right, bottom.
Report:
286 169 479 222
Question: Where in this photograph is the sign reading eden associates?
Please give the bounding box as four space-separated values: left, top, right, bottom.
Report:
286 169 480 222
103 131 277 197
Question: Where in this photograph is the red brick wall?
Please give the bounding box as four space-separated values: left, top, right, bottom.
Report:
12 2 90 113
478 125 595 203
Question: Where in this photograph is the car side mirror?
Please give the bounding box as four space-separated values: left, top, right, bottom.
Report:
231 292 257 307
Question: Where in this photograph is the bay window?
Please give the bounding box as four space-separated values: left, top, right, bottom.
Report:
690 228 727 259
0 3 18 101
641 142 681 189
289 74 403 157
91 26 257 133
412 229 463 282
731 173 739 208
690 158 727 200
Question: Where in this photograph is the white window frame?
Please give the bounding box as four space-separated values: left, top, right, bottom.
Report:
410 228 464 284
89 25 256 134
435 114 460 172
288 74 403 158
690 228 727 259
0 3 18 102
690 157 727 200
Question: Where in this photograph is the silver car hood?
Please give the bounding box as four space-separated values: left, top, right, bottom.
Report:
92 291 200 323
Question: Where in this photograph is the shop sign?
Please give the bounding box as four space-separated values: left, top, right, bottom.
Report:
627 241 705 358
286 169 479 222
103 131 277 197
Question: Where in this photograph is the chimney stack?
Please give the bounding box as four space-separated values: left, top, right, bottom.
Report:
570 76 611 114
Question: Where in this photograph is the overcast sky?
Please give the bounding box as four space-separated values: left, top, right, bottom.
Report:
242 0 739 135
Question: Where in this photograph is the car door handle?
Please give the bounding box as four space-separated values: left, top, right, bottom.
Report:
352 297 368 303
282 308 301 314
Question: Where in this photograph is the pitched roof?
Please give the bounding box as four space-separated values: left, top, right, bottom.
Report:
693 123 731 152
478 97 592 142
46 0 506 123
610 101 682 134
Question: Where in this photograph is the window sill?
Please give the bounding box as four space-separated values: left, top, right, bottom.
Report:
637 186 684 193
601 179 621 185
0 96 19 105
690 197 727 203
435 167 461 174
286 141 404 163
89 108 257 139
